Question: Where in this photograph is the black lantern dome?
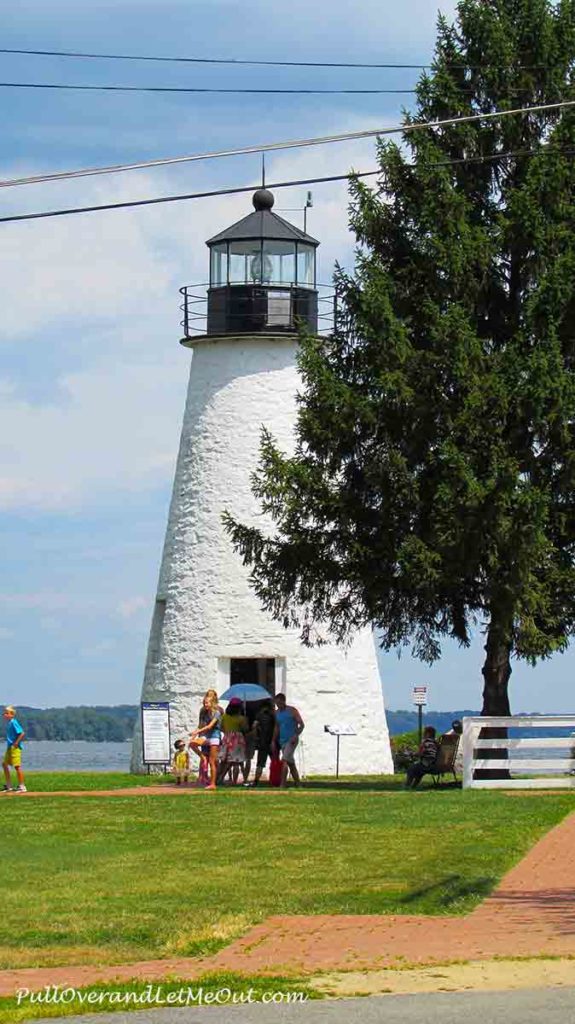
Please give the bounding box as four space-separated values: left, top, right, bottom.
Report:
205 188 319 336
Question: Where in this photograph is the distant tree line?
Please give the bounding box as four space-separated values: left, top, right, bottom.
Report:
11 705 138 742
2 705 493 741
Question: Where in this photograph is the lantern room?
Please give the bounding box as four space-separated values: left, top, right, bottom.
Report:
205 188 319 336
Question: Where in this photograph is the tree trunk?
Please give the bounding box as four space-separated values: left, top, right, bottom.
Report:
474 618 512 780
481 625 512 716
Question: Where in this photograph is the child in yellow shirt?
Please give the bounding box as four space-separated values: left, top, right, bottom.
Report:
172 739 190 785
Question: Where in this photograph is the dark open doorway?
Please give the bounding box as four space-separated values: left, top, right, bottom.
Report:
229 657 276 695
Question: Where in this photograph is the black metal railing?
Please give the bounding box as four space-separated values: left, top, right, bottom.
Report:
180 283 338 339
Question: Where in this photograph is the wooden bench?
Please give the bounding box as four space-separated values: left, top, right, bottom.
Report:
430 733 461 786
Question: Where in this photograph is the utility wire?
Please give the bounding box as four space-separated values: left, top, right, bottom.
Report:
0 98 573 191
0 46 558 70
0 81 418 95
0 147 572 226
0 171 378 223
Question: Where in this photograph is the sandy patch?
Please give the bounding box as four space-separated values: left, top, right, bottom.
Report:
312 957 575 996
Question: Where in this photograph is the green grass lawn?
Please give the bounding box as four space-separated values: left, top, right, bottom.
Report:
0 973 320 1024
21 771 409 792
0 779 573 974
20 772 162 792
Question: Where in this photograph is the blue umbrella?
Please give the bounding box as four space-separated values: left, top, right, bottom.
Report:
219 683 272 703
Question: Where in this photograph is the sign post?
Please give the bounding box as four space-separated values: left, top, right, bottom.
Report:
141 701 171 770
324 724 357 778
412 686 428 744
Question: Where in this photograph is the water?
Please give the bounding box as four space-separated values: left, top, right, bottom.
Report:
23 741 132 773
18 735 575 774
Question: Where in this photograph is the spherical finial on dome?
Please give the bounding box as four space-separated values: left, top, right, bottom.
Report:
252 188 275 211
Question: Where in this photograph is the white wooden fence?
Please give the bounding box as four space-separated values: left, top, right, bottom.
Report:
462 716 575 789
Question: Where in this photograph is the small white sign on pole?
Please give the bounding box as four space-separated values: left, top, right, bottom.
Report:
141 702 171 765
324 724 357 778
412 686 428 707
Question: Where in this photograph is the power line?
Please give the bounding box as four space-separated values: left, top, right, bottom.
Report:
0 147 572 226
0 171 375 223
0 80 418 95
0 47 429 68
0 46 558 71
0 98 573 191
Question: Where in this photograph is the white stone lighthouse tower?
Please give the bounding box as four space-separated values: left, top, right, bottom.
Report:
131 189 393 775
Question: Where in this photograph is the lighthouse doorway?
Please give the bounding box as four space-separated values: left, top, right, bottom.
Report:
230 657 276 696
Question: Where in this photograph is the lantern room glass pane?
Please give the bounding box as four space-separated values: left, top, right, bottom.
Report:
297 244 315 288
262 240 296 286
210 243 228 287
228 241 262 284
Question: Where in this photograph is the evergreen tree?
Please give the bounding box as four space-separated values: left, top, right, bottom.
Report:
225 0 575 716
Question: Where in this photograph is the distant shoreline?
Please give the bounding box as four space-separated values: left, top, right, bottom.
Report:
2 705 481 741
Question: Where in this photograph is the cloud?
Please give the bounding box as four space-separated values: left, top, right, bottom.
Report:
0 134 378 512
0 359 185 509
0 591 74 610
39 617 63 632
79 639 117 657
117 596 148 619
0 93 427 515
0 174 182 340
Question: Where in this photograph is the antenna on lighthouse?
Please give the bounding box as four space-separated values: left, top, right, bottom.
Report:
261 152 266 188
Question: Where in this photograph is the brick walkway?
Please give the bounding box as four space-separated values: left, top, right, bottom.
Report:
214 806 575 973
2 807 574 996
6 786 294 799
4 786 198 798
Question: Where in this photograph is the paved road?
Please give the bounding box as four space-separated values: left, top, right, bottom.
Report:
32 987 575 1024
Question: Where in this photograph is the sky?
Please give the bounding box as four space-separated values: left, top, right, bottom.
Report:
0 0 573 716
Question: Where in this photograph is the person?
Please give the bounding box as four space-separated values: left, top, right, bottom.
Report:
273 693 304 788
242 721 257 785
218 699 248 785
444 719 464 775
251 699 276 786
172 739 190 785
2 706 26 794
189 687 219 784
405 726 439 789
189 691 222 790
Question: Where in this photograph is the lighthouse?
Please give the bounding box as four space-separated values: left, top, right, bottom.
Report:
131 188 393 776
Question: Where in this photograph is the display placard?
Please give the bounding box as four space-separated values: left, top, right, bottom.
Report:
412 686 428 707
324 723 357 778
141 702 171 765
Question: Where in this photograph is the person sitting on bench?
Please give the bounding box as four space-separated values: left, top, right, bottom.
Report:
444 719 463 775
405 726 439 789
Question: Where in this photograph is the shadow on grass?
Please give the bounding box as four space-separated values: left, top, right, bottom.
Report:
301 777 462 792
398 874 496 910
24 772 463 795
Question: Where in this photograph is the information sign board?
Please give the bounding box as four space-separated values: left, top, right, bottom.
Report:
412 686 428 707
141 702 171 765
